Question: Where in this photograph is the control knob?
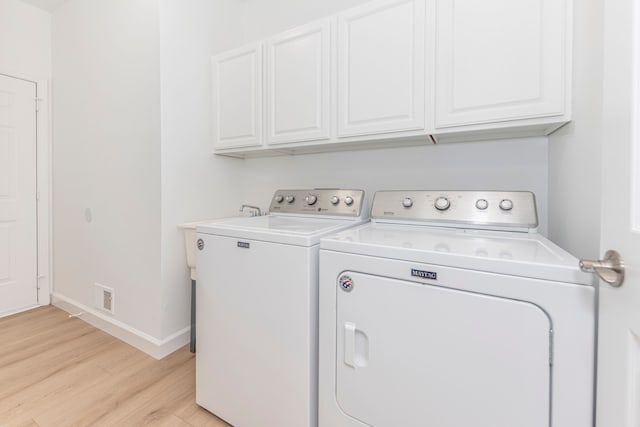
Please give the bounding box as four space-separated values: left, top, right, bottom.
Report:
305 194 318 205
402 197 413 208
434 197 451 211
330 196 340 205
285 195 295 204
499 199 514 211
475 199 489 210
344 196 354 206
274 195 284 203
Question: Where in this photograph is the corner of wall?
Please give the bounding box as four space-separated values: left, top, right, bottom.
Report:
546 0 604 259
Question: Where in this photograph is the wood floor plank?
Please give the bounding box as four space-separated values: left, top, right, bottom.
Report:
0 419 41 427
2 369 112 426
34 349 192 426
0 341 137 424
0 307 70 345
0 319 105 369
153 415 192 427
174 400 231 427
0 327 116 400
104 354 197 425
0 306 228 427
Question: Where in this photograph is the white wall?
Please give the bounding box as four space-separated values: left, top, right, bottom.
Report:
233 0 550 234
52 0 247 350
52 0 164 338
548 0 603 259
158 0 245 336
0 0 51 81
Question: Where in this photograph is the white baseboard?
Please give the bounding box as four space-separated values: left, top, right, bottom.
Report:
52 292 190 360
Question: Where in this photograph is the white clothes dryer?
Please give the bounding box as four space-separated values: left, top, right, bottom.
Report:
196 189 368 427
319 191 596 427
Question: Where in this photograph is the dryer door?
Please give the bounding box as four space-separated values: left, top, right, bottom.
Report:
336 272 552 427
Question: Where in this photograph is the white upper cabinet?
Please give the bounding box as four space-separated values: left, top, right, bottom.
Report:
212 43 263 149
337 0 426 138
434 0 568 129
265 20 331 145
211 0 572 156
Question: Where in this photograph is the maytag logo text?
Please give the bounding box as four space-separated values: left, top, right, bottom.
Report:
411 269 437 280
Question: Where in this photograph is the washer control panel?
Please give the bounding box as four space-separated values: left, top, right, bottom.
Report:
269 189 365 217
371 191 538 230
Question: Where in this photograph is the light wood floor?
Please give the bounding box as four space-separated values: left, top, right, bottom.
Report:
0 306 231 427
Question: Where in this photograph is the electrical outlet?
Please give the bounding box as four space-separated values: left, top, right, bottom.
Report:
94 283 115 314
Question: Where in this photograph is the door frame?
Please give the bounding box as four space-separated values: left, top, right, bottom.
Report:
36 78 51 307
0 72 51 310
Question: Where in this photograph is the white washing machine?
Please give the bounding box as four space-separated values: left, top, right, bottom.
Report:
196 189 368 427
319 191 596 427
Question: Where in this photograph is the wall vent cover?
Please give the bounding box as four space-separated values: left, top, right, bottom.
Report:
94 283 115 314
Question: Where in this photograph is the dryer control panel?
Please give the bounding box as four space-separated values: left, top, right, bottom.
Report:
269 189 366 217
371 191 538 231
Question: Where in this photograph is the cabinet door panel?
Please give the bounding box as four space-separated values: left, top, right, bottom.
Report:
266 21 331 145
435 0 567 128
212 43 263 149
338 0 426 137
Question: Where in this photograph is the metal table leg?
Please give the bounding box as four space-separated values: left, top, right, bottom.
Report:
190 279 196 353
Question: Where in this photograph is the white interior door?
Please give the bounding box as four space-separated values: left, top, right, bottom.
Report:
0 74 38 317
596 0 640 425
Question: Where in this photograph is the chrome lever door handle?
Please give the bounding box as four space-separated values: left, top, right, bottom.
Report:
579 249 625 287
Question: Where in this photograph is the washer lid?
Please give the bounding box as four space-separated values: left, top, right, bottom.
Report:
320 223 593 285
197 215 368 246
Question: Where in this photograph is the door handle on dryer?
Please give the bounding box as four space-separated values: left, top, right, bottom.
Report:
344 322 356 367
344 322 368 368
